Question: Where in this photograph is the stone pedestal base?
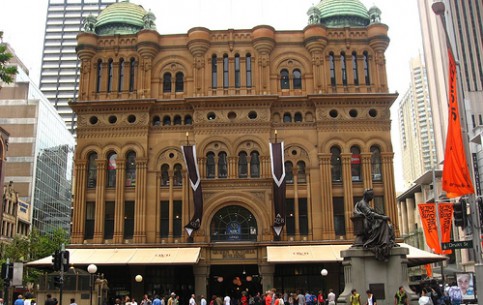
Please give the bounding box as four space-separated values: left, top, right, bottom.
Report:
336 247 418 305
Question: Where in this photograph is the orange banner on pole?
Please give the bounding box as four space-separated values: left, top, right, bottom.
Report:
418 203 452 255
442 47 474 198
425 264 433 278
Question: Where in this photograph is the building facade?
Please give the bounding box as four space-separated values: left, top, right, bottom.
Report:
40 0 119 134
0 44 75 235
68 0 400 301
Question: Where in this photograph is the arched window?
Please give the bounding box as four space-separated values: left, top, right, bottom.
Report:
118 58 124 92
329 52 336 86
210 205 257 241
352 51 359 86
234 54 241 88
218 152 228 178
283 112 292 123
107 58 114 92
173 115 182 125
330 146 341 182
363 51 370 85
152 115 161 126
175 72 184 92
293 69 302 89
351 145 362 181
223 54 229 88
285 161 294 184
297 161 306 183
129 58 136 92
87 152 97 188
184 115 193 125
246 53 252 88
174 163 183 186
125 151 136 187
107 152 117 187
238 151 248 178
206 152 215 178
341 52 347 86
96 59 102 93
250 151 260 178
280 69 289 89
163 72 172 92
161 164 169 186
163 115 171 126
371 145 382 181
294 112 303 123
211 54 217 89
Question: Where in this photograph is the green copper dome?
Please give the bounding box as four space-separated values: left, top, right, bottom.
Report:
95 0 148 35
316 0 370 27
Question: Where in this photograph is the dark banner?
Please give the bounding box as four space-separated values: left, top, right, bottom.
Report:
182 145 203 237
270 142 286 236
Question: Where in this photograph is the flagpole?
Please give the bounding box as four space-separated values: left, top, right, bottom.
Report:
432 2 483 302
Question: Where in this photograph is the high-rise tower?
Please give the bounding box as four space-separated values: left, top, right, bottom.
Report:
39 0 119 135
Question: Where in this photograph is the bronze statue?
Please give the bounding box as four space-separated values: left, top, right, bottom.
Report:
353 188 398 261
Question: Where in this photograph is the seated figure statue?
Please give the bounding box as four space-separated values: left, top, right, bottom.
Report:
353 188 398 261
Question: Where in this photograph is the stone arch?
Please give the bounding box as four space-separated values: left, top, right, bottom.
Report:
366 138 389 152
198 136 234 156
201 192 270 237
101 144 122 159
322 138 347 154
271 52 312 75
78 145 102 160
152 55 191 79
233 135 267 155
154 146 185 169
345 139 369 153
120 142 146 158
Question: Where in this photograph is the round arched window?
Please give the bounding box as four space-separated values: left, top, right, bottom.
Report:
210 205 257 242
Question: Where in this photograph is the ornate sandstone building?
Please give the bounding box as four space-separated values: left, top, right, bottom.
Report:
67 0 400 301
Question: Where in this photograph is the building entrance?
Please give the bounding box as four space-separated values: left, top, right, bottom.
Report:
209 265 262 300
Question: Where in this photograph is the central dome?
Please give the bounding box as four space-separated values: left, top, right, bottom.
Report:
316 0 370 27
95 0 147 35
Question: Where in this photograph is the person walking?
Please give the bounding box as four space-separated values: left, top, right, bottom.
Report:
349 290 361 305
418 289 433 305
189 295 197 305
14 295 24 305
394 286 409 305
153 296 162 305
365 290 376 305
448 282 462 305
327 290 335 305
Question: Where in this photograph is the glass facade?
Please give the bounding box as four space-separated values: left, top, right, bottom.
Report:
32 87 75 235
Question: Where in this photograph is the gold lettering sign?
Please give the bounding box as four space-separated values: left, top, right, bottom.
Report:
211 249 257 260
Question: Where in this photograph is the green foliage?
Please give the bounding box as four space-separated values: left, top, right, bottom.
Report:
0 32 18 84
0 227 70 285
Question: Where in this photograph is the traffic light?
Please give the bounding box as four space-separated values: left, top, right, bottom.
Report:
1 262 13 280
53 275 62 288
453 199 467 228
52 250 61 271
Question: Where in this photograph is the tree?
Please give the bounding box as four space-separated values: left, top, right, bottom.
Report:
0 31 18 85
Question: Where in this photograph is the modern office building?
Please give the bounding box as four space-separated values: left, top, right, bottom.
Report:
398 55 437 189
0 44 75 235
40 0 119 134
28 0 444 302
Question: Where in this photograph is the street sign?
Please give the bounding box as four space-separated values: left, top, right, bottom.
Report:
441 240 474 250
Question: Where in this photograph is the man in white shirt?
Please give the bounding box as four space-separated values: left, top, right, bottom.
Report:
224 295 231 305
189 295 197 305
327 290 336 305
200 295 207 305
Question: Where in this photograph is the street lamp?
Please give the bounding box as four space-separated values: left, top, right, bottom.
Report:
321 269 328 276
87 264 98 305
135 274 143 283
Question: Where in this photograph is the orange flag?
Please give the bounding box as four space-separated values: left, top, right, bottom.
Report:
442 47 474 198
425 264 433 278
418 203 452 255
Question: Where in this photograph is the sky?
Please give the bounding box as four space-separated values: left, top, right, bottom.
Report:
0 0 424 191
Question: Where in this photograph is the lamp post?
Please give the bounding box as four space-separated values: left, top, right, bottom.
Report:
321 269 328 292
87 264 98 305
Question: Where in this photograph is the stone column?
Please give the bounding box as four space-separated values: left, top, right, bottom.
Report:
341 153 353 237
93 159 107 243
406 197 416 235
318 153 334 238
414 192 424 232
259 264 275 291
113 160 125 243
400 199 408 236
194 265 209 298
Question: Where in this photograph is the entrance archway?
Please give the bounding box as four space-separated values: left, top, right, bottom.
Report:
210 205 258 242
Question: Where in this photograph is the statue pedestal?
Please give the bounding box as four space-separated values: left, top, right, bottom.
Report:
336 247 418 305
